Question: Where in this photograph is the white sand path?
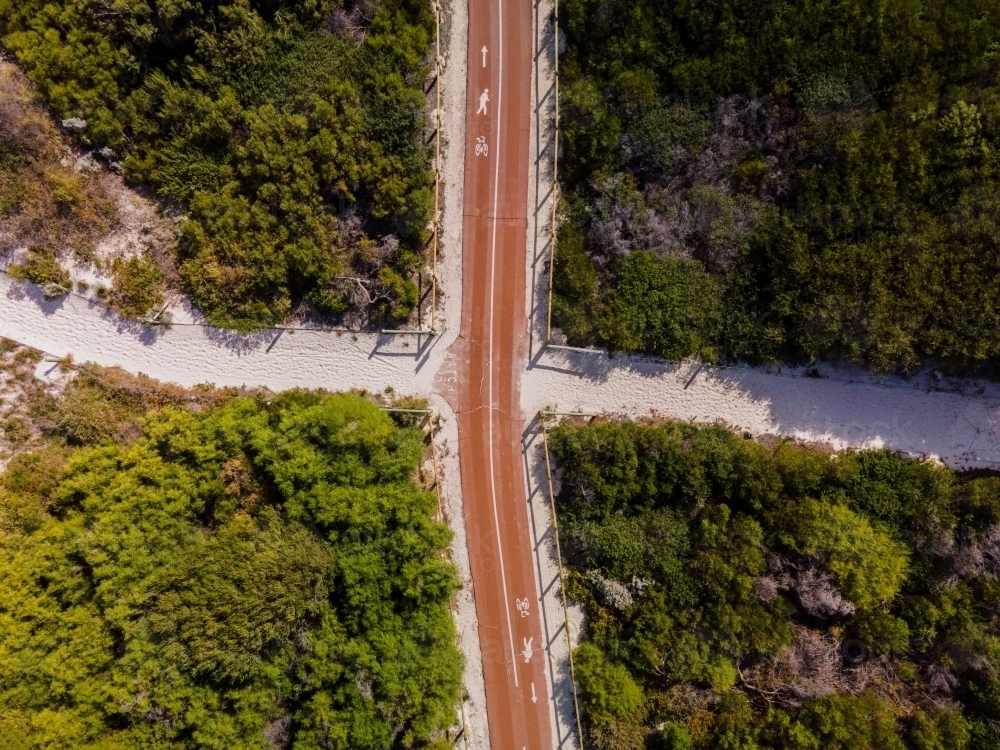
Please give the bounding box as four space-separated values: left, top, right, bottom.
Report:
521 350 1000 470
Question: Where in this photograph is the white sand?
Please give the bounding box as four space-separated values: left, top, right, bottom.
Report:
521 353 1000 470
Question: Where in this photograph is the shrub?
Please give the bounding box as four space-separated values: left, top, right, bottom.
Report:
910 709 971 750
797 499 910 611
575 642 644 726
655 721 693 750
109 255 164 318
7 247 69 289
602 251 723 361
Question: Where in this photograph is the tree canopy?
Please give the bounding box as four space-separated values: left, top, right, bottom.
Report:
554 0 1000 374
0 0 434 330
550 420 1000 749
0 390 462 749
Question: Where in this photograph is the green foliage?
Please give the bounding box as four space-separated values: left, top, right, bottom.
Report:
602 251 723 361
550 419 1000 747
853 611 910 656
0 392 462 748
841 450 956 541
628 104 709 173
1 0 433 330
574 642 643 726
970 680 1000 749
910 709 971 750
656 721 693 750
551 222 599 345
795 499 910 611
8 247 69 289
0 446 66 535
109 254 164 318
760 692 905 750
555 0 1000 373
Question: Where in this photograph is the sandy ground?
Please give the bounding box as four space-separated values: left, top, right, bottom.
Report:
521 0 584 747
521 353 1000 470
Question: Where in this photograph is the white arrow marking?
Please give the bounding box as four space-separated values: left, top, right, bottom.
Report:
482 45 488 67
531 682 538 703
522 637 534 663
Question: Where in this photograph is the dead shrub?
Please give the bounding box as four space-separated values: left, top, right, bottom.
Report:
739 625 901 708
52 364 260 446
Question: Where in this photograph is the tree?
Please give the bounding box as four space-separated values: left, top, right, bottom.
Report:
796 499 910 611
574 642 643 726
0 392 462 748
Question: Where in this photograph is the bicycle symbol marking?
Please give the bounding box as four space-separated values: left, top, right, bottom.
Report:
475 136 488 157
516 598 530 617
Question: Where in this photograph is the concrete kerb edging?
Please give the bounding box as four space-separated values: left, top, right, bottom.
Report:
538 412 585 748
524 0 585 745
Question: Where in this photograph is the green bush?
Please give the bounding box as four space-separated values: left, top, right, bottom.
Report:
110 255 164 318
550 419 1000 748
758 691 909 749
655 721 693 750
8 247 70 289
0 392 462 748
551 222 599 345
796 499 910 611
911 709 971 750
1 0 433 330
574 642 644 726
602 251 723 361
628 105 709 172
853 611 910 655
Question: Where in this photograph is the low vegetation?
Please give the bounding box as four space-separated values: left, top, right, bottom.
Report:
0 61 170 317
0 64 116 263
0 343 462 748
0 0 435 331
549 419 1000 749
555 0 1000 374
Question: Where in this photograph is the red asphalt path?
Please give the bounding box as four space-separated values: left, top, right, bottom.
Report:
440 0 552 745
